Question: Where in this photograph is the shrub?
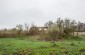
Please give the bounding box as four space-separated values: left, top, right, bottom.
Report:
51 42 57 47
46 25 63 41
79 48 85 52
70 42 75 46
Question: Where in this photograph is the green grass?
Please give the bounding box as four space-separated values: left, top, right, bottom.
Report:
0 36 85 55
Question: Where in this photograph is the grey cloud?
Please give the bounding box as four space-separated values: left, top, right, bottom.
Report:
0 0 85 28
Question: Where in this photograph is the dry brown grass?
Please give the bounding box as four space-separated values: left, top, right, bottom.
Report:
74 32 85 36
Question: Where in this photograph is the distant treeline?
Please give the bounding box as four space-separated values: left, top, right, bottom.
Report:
0 18 85 40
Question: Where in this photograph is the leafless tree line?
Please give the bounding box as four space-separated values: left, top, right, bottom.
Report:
0 18 85 39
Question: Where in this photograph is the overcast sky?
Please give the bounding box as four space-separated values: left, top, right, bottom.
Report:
0 0 85 29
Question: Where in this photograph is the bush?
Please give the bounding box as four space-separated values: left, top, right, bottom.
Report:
79 48 85 52
70 42 75 46
45 25 63 41
47 29 59 41
51 41 57 47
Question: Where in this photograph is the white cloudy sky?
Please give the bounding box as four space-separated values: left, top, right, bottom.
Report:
0 0 85 29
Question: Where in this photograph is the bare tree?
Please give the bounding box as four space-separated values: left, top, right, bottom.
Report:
56 18 64 33
44 20 53 27
24 23 29 35
29 23 38 35
64 18 70 28
56 18 64 38
70 20 76 36
24 23 29 31
16 24 23 37
77 22 83 37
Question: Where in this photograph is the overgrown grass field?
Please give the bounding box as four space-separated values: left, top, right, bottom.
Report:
0 36 85 55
